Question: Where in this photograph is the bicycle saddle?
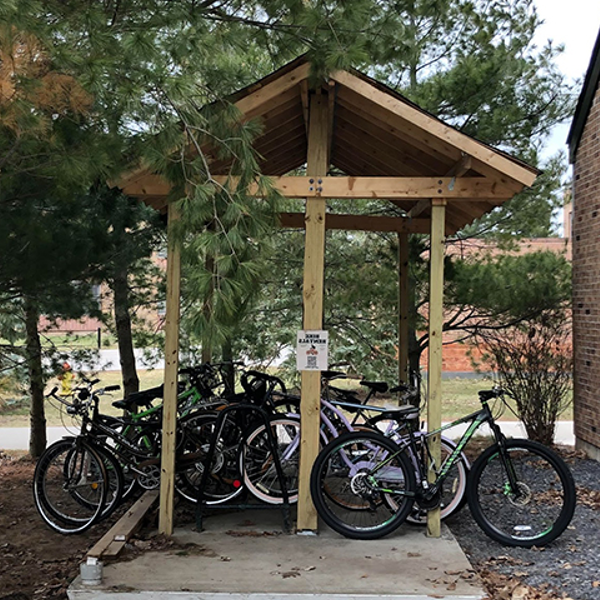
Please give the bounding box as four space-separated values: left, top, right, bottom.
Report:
359 380 388 394
321 370 347 381
112 385 164 410
377 404 419 421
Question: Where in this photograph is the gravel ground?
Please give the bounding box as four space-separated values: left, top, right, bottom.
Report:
446 446 600 600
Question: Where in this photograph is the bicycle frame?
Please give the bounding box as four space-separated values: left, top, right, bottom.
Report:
371 392 514 501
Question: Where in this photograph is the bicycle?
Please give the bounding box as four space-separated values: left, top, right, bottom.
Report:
33 380 123 534
241 377 469 524
310 387 576 547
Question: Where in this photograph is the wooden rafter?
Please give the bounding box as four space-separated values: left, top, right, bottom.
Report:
331 70 537 187
408 199 431 219
299 79 309 134
235 62 310 118
335 116 424 177
336 87 462 165
334 104 447 175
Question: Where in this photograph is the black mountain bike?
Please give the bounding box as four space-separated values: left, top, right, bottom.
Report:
310 388 576 547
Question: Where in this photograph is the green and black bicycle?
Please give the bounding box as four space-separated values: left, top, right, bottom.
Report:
310 387 576 547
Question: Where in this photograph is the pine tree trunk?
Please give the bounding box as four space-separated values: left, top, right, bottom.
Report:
201 253 215 364
221 338 234 395
24 299 46 458
113 266 139 397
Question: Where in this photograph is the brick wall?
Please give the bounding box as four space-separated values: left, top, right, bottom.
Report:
573 82 600 453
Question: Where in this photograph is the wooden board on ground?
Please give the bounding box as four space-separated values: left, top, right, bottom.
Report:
88 490 159 559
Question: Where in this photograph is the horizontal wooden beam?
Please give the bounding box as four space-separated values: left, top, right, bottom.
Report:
279 212 431 234
218 176 516 200
88 490 159 559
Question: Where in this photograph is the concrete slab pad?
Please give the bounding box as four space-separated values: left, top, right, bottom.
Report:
68 508 486 600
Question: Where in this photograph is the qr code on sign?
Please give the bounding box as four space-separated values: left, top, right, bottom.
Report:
306 355 318 369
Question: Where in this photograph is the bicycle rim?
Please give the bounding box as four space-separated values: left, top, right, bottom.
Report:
467 439 576 547
33 439 108 534
310 431 415 540
242 417 301 504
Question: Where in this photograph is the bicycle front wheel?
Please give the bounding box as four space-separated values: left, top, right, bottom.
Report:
467 438 576 547
33 439 108 535
310 431 415 540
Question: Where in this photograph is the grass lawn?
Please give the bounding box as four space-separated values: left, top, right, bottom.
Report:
0 369 165 427
0 371 573 428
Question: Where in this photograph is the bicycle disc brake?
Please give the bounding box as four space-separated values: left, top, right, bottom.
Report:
350 470 380 509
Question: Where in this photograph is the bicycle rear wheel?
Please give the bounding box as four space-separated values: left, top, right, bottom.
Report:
467 438 576 547
241 416 301 504
310 431 415 539
33 439 108 534
405 436 469 524
175 412 245 504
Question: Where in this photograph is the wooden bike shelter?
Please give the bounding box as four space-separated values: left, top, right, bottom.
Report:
116 56 537 538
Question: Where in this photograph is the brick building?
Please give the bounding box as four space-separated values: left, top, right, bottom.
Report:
568 28 600 460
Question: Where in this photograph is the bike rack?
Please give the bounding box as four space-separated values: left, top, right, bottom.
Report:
194 403 292 534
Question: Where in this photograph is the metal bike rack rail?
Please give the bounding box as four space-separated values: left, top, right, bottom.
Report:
194 403 292 533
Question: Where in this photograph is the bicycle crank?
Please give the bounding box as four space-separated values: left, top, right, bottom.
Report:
136 460 161 490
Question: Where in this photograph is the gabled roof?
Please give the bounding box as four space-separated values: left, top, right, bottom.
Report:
568 28 600 163
118 55 537 233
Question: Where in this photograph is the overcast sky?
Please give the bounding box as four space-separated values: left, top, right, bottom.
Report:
533 0 600 157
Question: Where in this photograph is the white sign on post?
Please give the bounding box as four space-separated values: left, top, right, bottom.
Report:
296 330 329 371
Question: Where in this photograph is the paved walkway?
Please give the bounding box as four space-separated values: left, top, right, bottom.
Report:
68 509 486 600
1 421 575 451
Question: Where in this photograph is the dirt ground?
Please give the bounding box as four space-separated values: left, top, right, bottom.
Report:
0 448 591 600
0 452 124 600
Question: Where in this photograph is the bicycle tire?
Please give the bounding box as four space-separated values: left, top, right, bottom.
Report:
88 442 125 521
467 438 576 547
33 439 108 535
175 412 246 504
310 431 415 539
241 416 301 504
60 439 125 521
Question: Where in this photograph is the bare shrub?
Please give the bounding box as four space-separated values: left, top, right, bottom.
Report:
476 314 572 446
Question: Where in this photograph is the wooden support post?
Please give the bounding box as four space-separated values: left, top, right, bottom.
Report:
398 233 409 386
158 201 182 536
297 92 329 532
427 199 446 538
